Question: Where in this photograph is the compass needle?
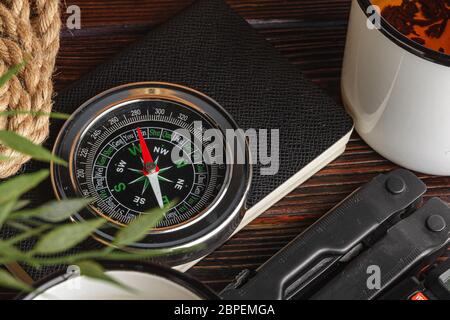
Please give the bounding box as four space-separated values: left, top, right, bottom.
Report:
128 175 146 185
142 178 150 195
148 174 164 209
158 175 174 183
158 166 173 174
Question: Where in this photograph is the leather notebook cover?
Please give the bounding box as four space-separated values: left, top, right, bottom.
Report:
1 0 353 281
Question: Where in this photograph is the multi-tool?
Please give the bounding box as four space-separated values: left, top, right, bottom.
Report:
221 169 450 300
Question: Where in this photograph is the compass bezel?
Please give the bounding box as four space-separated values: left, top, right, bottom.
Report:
51 82 251 265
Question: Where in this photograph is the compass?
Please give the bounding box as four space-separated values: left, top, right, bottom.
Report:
51 83 251 265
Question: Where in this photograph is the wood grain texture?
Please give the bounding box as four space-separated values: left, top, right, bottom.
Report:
3 0 449 298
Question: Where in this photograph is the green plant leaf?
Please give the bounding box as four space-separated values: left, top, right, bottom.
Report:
113 203 173 247
5 221 32 232
0 131 67 166
10 198 92 222
0 170 49 205
0 269 32 292
0 241 33 267
0 241 24 257
0 244 196 266
34 219 106 254
6 218 45 232
0 61 26 87
3 249 110 266
12 200 30 211
0 111 70 120
0 199 16 228
77 261 132 292
5 224 52 245
0 155 14 162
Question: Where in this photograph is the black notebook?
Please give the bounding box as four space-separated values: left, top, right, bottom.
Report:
3 0 353 278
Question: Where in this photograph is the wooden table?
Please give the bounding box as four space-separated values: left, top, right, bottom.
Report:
2 0 449 299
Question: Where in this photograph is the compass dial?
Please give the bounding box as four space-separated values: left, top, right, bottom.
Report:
51 83 250 265
77 100 226 229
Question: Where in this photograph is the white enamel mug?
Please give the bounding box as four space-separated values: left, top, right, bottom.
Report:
342 0 450 175
20 261 217 300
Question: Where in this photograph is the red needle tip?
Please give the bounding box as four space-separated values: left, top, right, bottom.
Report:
136 127 159 174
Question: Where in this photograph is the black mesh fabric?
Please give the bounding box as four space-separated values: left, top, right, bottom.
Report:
1 0 352 282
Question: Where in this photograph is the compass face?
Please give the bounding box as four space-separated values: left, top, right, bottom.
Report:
76 100 227 229
51 83 250 264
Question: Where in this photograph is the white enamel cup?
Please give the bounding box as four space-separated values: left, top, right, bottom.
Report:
342 0 450 175
20 261 217 300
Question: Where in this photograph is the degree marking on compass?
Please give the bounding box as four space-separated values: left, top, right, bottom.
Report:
112 203 121 212
128 175 146 185
99 195 113 202
158 175 174 183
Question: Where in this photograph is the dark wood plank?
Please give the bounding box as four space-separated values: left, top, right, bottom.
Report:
59 1 351 26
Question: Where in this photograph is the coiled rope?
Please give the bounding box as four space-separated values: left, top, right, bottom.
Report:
0 0 60 178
